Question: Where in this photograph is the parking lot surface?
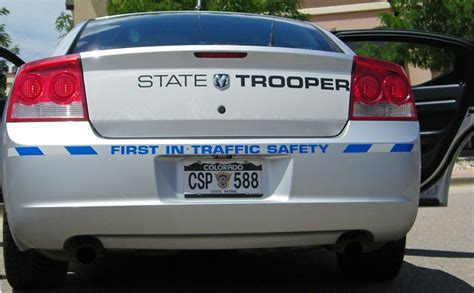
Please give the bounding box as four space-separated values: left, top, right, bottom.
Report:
0 184 472 292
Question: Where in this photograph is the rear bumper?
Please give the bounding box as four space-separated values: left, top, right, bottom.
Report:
13 200 417 250
2 121 420 251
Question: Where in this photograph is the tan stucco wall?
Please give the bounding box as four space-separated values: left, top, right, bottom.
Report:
72 0 107 24
309 10 389 31
299 0 391 31
301 0 387 8
406 65 433 86
5 71 16 96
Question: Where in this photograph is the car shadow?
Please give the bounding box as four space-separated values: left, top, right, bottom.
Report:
11 248 473 293
405 248 474 258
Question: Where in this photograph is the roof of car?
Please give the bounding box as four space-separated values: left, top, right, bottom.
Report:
91 11 317 30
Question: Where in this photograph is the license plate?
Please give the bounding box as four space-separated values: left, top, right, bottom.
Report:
184 160 263 198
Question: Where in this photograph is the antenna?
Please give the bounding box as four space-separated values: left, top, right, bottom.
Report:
195 0 202 10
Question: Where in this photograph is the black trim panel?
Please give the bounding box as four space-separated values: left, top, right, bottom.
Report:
419 198 440 207
334 29 474 52
413 84 465 103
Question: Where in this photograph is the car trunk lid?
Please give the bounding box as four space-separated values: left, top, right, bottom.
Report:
81 46 352 138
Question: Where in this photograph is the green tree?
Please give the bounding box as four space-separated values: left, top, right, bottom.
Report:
355 0 473 71
55 12 74 39
0 7 20 99
107 0 307 20
380 0 473 41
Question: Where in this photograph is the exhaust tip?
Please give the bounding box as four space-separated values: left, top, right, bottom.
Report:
64 236 104 263
344 241 363 255
76 246 97 264
336 231 373 253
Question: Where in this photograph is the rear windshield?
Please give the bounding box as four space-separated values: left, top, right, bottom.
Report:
71 13 339 53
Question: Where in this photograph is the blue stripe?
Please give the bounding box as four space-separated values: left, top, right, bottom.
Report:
391 144 414 153
343 144 372 153
65 146 98 155
16 147 44 156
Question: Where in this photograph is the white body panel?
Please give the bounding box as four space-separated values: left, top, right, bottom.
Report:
1 13 427 256
2 121 420 251
81 46 353 138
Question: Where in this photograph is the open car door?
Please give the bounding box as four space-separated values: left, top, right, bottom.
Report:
0 47 23 66
335 29 474 206
1 47 24 112
1 47 24 201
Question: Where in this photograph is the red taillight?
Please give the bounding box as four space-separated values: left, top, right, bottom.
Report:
20 75 43 101
354 74 381 104
350 56 416 121
52 74 76 100
7 54 88 122
194 52 247 58
383 75 410 104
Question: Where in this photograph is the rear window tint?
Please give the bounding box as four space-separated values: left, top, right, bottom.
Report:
72 13 338 53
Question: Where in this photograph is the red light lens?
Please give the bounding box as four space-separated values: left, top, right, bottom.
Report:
52 74 76 100
194 52 247 58
7 54 88 122
349 56 416 121
354 74 381 104
20 75 42 101
384 75 410 104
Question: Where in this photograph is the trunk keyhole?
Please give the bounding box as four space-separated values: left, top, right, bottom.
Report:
218 105 226 114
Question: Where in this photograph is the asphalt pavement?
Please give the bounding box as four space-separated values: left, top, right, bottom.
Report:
0 183 472 292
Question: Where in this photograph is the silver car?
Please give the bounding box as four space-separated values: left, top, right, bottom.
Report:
1 12 472 290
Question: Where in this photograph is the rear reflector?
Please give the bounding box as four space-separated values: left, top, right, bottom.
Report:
7 54 88 122
350 56 417 121
194 52 247 58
